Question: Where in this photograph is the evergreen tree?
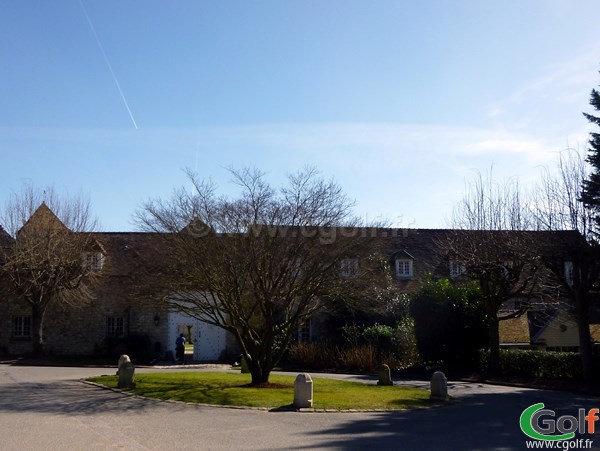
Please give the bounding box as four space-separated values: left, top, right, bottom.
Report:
581 84 600 230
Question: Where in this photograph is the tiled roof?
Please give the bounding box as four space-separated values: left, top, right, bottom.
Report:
501 311 600 345
0 225 13 248
590 324 600 343
17 202 68 236
89 232 167 277
8 205 583 293
74 227 586 283
499 315 531 344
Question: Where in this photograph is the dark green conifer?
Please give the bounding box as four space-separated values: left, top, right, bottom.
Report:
581 85 600 230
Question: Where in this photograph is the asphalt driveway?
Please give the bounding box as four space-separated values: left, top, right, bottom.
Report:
0 364 598 450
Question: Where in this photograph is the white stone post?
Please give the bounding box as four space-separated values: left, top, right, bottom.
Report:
430 371 448 401
117 354 135 389
377 364 393 386
293 373 313 408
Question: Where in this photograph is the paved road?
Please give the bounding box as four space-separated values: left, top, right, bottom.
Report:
0 364 599 450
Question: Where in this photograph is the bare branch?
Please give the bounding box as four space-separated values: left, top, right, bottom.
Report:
135 167 381 384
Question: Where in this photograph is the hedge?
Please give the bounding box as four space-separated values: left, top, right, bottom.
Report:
479 349 582 379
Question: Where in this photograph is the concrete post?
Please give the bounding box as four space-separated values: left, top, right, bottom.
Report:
377 364 393 386
293 373 313 408
117 354 135 389
430 371 448 401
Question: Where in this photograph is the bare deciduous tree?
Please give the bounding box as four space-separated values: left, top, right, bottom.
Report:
0 185 99 355
532 148 598 381
532 148 592 236
137 167 384 385
444 170 541 374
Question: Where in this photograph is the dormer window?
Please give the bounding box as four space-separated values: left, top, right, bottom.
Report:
449 261 466 279
394 250 415 280
340 258 359 278
564 261 574 287
84 252 104 272
395 258 413 279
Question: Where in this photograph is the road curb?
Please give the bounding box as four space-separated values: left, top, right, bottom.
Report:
80 379 449 413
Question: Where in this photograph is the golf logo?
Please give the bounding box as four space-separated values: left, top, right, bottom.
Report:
520 403 596 447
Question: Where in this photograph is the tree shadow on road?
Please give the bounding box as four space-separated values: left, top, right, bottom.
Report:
0 380 162 415
289 389 600 450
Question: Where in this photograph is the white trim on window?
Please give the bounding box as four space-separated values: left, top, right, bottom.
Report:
84 252 104 272
395 258 413 279
449 261 466 278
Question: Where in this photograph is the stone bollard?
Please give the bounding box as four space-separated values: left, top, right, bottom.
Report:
293 373 313 408
240 355 250 373
117 354 135 389
430 371 448 401
377 364 393 386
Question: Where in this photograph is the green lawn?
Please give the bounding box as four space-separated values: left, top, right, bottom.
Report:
87 372 436 410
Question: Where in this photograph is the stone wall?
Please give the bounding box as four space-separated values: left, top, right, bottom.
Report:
0 295 33 355
0 275 169 358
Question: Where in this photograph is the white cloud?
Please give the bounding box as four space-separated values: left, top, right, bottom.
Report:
466 137 555 159
486 49 600 128
0 119 587 230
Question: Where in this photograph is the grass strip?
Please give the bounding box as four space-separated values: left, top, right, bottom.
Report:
87 372 436 410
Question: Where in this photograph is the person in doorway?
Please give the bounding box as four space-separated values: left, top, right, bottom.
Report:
175 333 186 364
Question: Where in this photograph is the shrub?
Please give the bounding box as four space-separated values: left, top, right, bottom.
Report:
410 277 487 369
363 323 393 351
479 349 583 379
340 323 364 347
336 344 378 372
391 317 420 368
288 342 336 370
288 342 380 373
289 320 419 373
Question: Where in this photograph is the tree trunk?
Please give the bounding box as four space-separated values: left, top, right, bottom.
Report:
488 316 500 375
245 345 276 386
249 359 273 385
31 303 46 356
574 291 593 382
250 367 270 385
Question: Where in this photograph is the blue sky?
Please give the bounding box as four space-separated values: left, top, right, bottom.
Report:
1 1 599 231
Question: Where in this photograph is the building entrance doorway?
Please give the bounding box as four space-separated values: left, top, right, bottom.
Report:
167 310 226 362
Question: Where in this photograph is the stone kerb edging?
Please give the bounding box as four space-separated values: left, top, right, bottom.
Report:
81 379 450 413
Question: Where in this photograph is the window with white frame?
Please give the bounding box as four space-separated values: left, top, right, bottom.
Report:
84 252 104 272
564 261 574 287
12 316 31 338
340 258 359 278
449 261 466 278
395 258 413 279
106 316 124 337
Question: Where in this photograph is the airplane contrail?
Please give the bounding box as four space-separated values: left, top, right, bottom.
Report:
78 0 139 129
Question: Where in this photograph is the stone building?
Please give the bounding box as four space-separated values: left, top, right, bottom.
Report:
0 204 237 361
0 204 590 360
